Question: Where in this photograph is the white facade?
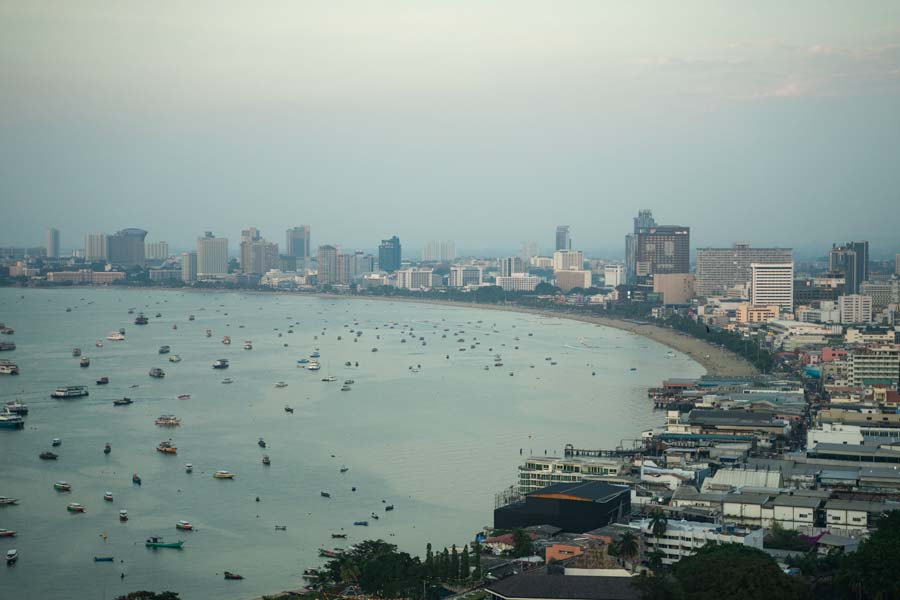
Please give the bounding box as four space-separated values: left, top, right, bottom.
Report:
449 266 483 288
553 249 583 271
421 240 455 262
838 294 873 324
530 256 553 269
495 274 539 292
396 268 435 290
196 232 228 277
636 519 763 565
604 265 625 288
517 456 626 494
750 263 794 310
848 345 900 388
146 241 170 261
84 233 108 261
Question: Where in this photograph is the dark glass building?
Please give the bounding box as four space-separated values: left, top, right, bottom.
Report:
106 228 147 267
829 241 869 294
378 236 401 273
494 481 630 533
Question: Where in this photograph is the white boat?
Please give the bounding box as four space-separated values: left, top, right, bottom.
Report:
221 378 233 384
106 332 125 341
6 549 18 565
104 491 114 502
185 463 193 473
0 361 19 375
51 386 89 399
212 359 229 369
243 341 253 350
307 361 321 371
322 375 337 382
275 381 288 388
169 355 182 363
213 470 234 479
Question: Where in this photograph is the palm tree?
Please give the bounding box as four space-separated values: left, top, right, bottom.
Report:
648 508 668 570
617 531 639 571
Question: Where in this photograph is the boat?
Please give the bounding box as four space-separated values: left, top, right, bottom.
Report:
72 348 81 357
155 414 180 427
159 345 170 354
370 513 379 520
275 525 287 531
297 358 309 365
157 440 177 454
318 548 342 558
39 451 58 460
95 341 103 348
322 375 336 382
149 367 165 378
0 529 16 537
52 438 61 447
0 413 23 430
340 385 351 391
175 520 193 531
0 342 15 351
331 533 347 539
385 504 394 511
67 503 86 513
205 329 212 337
169 355 182 363
320 491 331 498
52 386 89 399
79 357 90 368
371 347 378 352
96 376 109 385
113 397 133 406
0 497 19 506
353 520 369 526
243 341 252 350
258 438 266 448
222 336 231 345
119 510 128 522
340 466 349 473
54 480 72 491
4 400 27 415
284 405 294 414
189 315 195 321
221 378 233 384
6 549 17 565
213 470 234 479
0 361 19 375
306 361 321 371
104 491 113 502
303 567 320 577
177 393 190 399
274 381 287 388
212 359 229 369
185 463 193 473
155 313 162 318
134 313 148 325
132 473 142 485
106 331 125 341
94 556 114 562
262 455 270 465
104 442 112 454
145 537 183 549
224 571 244 580
344 380 355 385
310 351 320 358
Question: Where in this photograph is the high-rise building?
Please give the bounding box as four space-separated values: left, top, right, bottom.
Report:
106 228 147 267
421 240 456 262
500 257 526 277
604 265 625 288
396 267 436 290
520 241 538 264
896 253 900 277
336 252 372 284
552 250 584 271
85 233 108 261
750 263 794 310
378 236 401 272
47 228 60 258
449 266 483 288
145 241 170 261
555 226 571 251
196 232 228 277
838 294 873 324
695 244 793 297
286 225 311 271
239 228 278 275
555 269 591 292
181 251 197 283
496 274 540 292
635 226 690 280
625 209 656 284
316 244 340 285
848 345 899 389
829 241 869 295
861 280 900 309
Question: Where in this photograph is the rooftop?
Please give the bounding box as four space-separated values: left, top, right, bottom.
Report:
487 573 638 600
528 481 630 503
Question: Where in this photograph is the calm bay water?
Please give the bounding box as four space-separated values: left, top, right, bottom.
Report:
0 288 702 599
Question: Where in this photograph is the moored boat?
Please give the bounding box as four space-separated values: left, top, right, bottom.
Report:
318 548 342 558
185 463 193 473
4 400 27 414
145 537 183 549
258 438 266 448
132 473 142 485
72 348 81 357
0 361 19 375
157 440 177 454
222 336 231 345
52 438 61 447
0 414 24 429
320 491 331 498
39 451 58 460
134 313 149 325
6 549 17 565
53 481 72 492
104 491 113 502
0 497 19 506
67 503 85 513
155 414 180 426
353 520 369 526
262 455 270 466
106 331 125 341
331 533 347 539
0 529 16 537
224 571 244 580
103 442 111 454
274 381 287 388
94 556 114 562
213 470 234 479
158 345 170 354
0 342 15 351
113 397 133 406
284 405 294 413
177 393 190 399
212 359 229 369
79 357 91 368
96 376 109 385
175 520 193 531
119 509 128 522
306 361 320 371
51 386 89 399
149 367 165 378
243 341 252 350
169 354 182 363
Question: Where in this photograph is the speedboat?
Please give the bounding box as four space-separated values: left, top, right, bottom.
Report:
54 481 72 491
340 385 351 391
67 503 86 513
306 362 321 371
185 463 193 473
39 451 58 460
353 520 369 526
169 355 182 363
212 359 229 369
222 336 231 345
284 405 294 414
243 341 252 350
107 331 125 341
213 470 234 479
96 376 109 385
258 438 266 448
322 375 336 382
331 533 347 539
104 491 114 502
6 549 17 565
72 348 81 357
340 466 349 473
104 442 112 454
113 397 133 406
0 529 16 537
159 346 170 355
274 381 287 388
157 441 177 454
0 497 19 506
221 378 233 384
80 357 90 368
176 520 193 531
149 367 165 378
262 455 271 466
320 491 331 498
119 510 128 522
95 341 103 348
177 393 190 399
297 358 309 365
310 351 320 358
52 438 62 447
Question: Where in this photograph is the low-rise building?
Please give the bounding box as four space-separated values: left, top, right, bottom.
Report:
496 274 540 292
635 518 763 565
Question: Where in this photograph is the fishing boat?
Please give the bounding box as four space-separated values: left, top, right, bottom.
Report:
221 378 233 384
94 556 114 562
340 466 349 473
306 361 321 371
0 529 16 537
6 549 18 565
79 357 91 368
155 414 180 427
331 533 347 539
223 571 244 580
243 341 252 350
113 397 133 406
385 504 394 511
119 510 128 522
177 393 190 399
213 470 234 479
320 491 331 498
258 438 266 448
353 521 369 527
340 385 351 391
212 359 229 369
52 438 62 447
104 442 112 454
0 342 15 351
0 413 24 429
145 537 183 549
54 481 72 492
158 345 170 355
262 455 270 466
284 405 294 414
155 312 162 318
189 315 195 321
39 451 58 460
72 348 81 357
67 503 86 513
321 375 336 382
222 336 231 345
4 400 27 415
149 367 165 378
275 525 287 531
0 361 19 375
104 491 113 502
134 313 149 325
185 463 193 473
344 379 355 385
169 355 182 363
318 548 342 558
0 497 19 506
95 341 103 348
132 473 142 485
96 376 109 385
52 385 89 399
106 331 125 341
175 520 193 531
157 440 177 454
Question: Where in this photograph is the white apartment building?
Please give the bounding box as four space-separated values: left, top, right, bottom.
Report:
635 518 763 566
552 249 584 271
604 265 625 288
396 267 436 290
495 274 540 292
530 256 553 269
838 294 873 324
847 345 900 388
750 263 794 310
449 265 483 288
555 269 591 292
196 232 229 277
517 456 626 494
695 244 793 297
84 233 108 261
145 241 170 261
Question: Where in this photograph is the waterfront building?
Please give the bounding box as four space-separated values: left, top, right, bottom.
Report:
396 267 436 290
378 236 401 272
494 481 630 533
181 251 197 283
517 456 627 494
635 518 763 566
552 249 583 271
555 269 591 292
829 241 869 294
896 254 900 277
316 244 340 285
695 244 793 297
47 228 60 258
148 269 181 282
635 225 690 280
285 225 311 257
449 265 483 288
750 263 794 310
838 294 873 324
196 231 228 277
107 228 147 267
847 345 900 389
604 265 625 288
0 247 45 259
496 274 540 292
555 225 571 251
145 241 169 261
84 233 108 261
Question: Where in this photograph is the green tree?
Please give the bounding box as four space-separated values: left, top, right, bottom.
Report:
473 541 483 580
450 544 459 581
633 573 684 600
460 544 470 581
833 509 900 599
511 529 534 558
115 594 180 600
617 531 640 570
425 542 434 579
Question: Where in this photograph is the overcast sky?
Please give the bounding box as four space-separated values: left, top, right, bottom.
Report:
2 1 899 257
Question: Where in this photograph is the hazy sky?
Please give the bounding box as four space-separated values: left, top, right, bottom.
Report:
2 1 899 257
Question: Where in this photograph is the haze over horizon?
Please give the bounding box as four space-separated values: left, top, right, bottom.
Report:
2 2 900 257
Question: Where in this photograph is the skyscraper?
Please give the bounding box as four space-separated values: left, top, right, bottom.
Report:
625 210 656 284
286 226 311 271
421 241 456 262
552 249 584 271
145 241 170 261
240 228 278 275
181 251 197 283
378 236 401 272
196 232 228 277
317 244 339 285
106 228 147 267
695 244 793 297
555 226 571 251
500 257 525 277
47 228 60 258
829 241 869 295
520 241 538 264
85 233 108 261
635 225 690 281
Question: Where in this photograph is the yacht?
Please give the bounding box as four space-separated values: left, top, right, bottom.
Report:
212 359 229 369
51 386 89 399
213 470 235 479
275 381 288 388
322 375 337 382
0 414 24 429
6 549 18 565
307 361 321 371
106 331 125 341
4 401 27 415
149 367 165 378
185 463 193 473
0 361 18 375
